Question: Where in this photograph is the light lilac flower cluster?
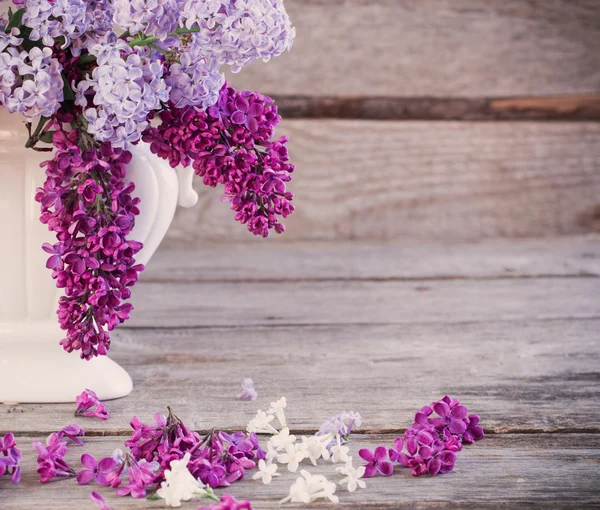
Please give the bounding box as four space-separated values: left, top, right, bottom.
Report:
79 41 169 148
181 0 295 72
75 389 110 420
36 127 143 360
0 433 21 483
0 44 64 119
317 411 363 444
360 396 484 478
143 84 295 237
124 407 265 488
2 0 295 148
32 424 85 483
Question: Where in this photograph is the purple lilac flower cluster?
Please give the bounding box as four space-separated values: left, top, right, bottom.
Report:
35 126 143 360
124 407 265 488
360 396 484 478
143 84 294 237
0 433 21 483
32 424 85 483
75 389 110 420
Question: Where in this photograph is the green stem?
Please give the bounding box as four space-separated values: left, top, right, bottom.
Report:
128 27 201 47
25 116 50 149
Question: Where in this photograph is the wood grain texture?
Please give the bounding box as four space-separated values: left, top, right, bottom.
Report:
147 236 600 282
125 277 600 328
274 94 600 121
225 0 600 98
164 120 600 244
3 318 599 434
2 434 599 509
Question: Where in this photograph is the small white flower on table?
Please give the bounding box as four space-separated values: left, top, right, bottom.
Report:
280 470 339 504
252 459 280 485
157 452 209 507
330 434 350 463
271 427 297 451
336 457 366 493
268 396 288 428
246 410 279 434
298 434 331 466
278 443 307 472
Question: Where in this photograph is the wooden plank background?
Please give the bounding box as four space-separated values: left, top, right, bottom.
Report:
160 0 600 246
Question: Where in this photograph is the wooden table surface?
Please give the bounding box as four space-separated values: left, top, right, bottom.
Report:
1 236 599 509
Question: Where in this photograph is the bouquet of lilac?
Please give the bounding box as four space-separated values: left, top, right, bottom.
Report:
0 0 295 360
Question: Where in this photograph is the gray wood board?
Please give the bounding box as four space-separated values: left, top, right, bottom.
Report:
2 318 599 434
147 236 600 282
125 278 600 328
225 0 600 97
1 434 599 509
164 120 600 244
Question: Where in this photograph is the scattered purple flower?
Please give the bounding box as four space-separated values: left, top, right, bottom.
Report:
358 446 393 478
0 433 21 483
75 389 110 420
237 378 257 401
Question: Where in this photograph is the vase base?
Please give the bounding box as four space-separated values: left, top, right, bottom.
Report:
0 326 132 403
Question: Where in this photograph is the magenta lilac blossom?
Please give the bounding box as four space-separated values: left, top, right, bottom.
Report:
75 389 110 420
90 491 112 510
197 494 254 510
358 446 394 478
36 128 144 360
143 84 295 238
0 433 21 483
33 433 76 483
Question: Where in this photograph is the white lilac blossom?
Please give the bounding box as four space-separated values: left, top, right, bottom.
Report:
270 427 296 452
247 410 279 435
280 470 339 505
330 435 350 464
268 397 288 428
277 444 307 473
0 46 63 119
336 458 366 493
297 435 331 466
182 0 295 72
156 452 210 507
82 42 170 148
251 459 280 485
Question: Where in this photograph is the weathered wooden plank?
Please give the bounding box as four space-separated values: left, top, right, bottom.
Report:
2 434 599 509
225 0 600 98
165 120 600 244
147 236 600 282
273 94 600 121
2 319 599 434
126 278 600 328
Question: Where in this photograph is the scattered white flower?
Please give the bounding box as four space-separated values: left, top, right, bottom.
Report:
331 434 350 464
266 439 279 464
336 457 366 493
278 443 307 473
252 459 280 485
268 396 288 428
280 470 339 505
156 453 208 507
247 410 279 434
271 427 297 452
298 435 331 466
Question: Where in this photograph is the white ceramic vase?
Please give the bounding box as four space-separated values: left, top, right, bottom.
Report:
0 110 198 403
